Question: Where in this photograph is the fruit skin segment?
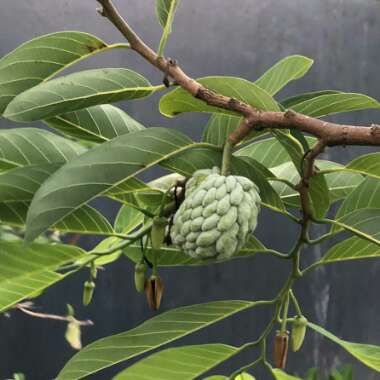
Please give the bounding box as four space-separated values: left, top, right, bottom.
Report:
171 167 261 260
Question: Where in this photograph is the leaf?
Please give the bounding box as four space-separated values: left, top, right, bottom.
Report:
159 76 280 117
344 152 380 180
124 235 267 267
280 90 341 109
255 55 313 96
114 204 144 234
156 0 181 56
0 241 84 313
320 236 380 264
56 300 257 380
308 322 380 372
4 68 156 122
0 31 128 114
331 208 380 246
25 128 194 242
236 136 317 168
291 93 380 118
0 163 113 235
272 369 301 380
0 128 85 172
112 343 238 380
201 114 265 147
270 160 363 207
46 104 145 143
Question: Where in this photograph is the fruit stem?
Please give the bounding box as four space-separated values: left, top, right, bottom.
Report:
221 140 233 176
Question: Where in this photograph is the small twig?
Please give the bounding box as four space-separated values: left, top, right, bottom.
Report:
15 303 93 326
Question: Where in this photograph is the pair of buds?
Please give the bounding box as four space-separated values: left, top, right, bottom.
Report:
274 316 308 369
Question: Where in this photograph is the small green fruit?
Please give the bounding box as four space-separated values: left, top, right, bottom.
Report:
151 217 167 250
134 262 147 293
82 281 95 306
291 316 308 352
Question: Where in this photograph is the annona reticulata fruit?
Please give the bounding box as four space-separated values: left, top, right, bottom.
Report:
171 167 261 260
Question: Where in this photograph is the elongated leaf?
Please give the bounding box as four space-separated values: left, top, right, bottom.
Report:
291 93 380 118
0 163 113 235
280 90 341 109
46 104 145 143
159 76 280 117
157 0 181 55
161 147 285 213
0 241 84 313
113 343 238 380
332 177 380 236
124 235 267 266
272 369 301 380
236 136 316 168
56 300 257 380
255 55 313 96
201 114 265 147
271 160 363 207
320 236 380 264
331 208 380 246
344 152 380 180
0 31 128 114
0 128 84 172
308 323 380 372
114 204 144 234
4 68 156 122
25 128 195 242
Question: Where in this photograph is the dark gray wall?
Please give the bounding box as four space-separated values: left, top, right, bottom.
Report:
0 1 379 379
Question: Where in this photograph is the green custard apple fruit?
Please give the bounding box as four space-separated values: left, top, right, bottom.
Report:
171 167 261 260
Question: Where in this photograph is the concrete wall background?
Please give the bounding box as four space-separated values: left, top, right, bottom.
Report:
0 1 379 379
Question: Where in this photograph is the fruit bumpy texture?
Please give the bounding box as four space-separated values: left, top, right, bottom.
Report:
171 167 261 260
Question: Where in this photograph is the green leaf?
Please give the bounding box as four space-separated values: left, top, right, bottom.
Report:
270 160 362 207
114 204 144 234
201 114 265 147
156 0 181 56
331 208 380 246
291 92 380 118
0 128 85 172
45 104 145 143
112 343 238 380
4 68 156 122
25 128 194 242
308 322 380 372
280 90 341 109
344 152 380 180
0 31 128 114
255 55 313 96
272 369 301 380
124 235 268 266
320 236 380 264
0 241 84 313
56 300 257 380
236 136 317 168
159 76 280 117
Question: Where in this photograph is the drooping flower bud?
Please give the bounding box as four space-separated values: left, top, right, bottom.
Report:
134 261 147 293
273 330 289 369
151 217 168 250
291 316 308 352
82 280 95 306
145 275 164 310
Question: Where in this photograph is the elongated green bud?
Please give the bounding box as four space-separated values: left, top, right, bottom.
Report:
291 316 308 352
82 281 95 306
134 261 147 293
151 217 167 250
